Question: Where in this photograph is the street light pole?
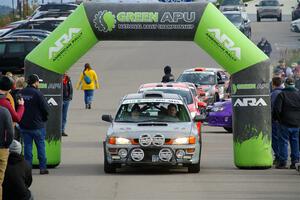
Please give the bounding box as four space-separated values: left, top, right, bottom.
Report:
12 0 15 20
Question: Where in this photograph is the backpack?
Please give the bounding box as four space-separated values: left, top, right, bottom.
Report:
83 73 92 84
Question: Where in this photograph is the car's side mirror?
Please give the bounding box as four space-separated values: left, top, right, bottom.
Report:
215 3 220 8
244 3 248 7
292 6 295 9
255 4 259 7
194 115 206 122
102 114 113 123
280 4 284 6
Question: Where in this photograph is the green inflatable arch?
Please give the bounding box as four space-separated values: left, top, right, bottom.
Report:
25 2 272 169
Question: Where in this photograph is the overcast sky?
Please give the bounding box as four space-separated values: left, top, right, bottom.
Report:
0 0 78 7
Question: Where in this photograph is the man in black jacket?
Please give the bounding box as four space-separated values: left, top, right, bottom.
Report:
257 37 272 57
3 140 33 200
0 107 13 200
161 66 175 83
20 74 50 175
273 77 300 169
62 72 73 137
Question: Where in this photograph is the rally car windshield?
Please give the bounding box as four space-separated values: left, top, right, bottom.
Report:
221 0 241 6
115 102 190 123
224 13 242 24
177 73 217 86
139 88 193 105
259 1 279 6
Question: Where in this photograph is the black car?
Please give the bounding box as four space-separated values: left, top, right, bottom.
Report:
3 29 51 40
0 36 41 74
223 11 251 38
29 3 78 20
15 18 66 32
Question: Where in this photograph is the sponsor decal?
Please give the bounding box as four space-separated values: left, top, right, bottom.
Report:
233 98 267 107
206 28 241 61
139 87 190 91
48 28 83 61
94 10 117 32
47 98 58 106
93 10 196 32
39 83 48 89
38 83 62 90
48 83 62 90
232 83 269 94
123 99 184 104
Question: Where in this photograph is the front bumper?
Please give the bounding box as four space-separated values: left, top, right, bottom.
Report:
291 24 300 33
104 143 201 166
207 113 232 128
258 11 280 18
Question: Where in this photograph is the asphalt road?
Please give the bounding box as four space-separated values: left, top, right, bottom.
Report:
30 15 300 200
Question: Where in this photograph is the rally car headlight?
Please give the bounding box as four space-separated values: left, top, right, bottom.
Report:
109 137 131 145
173 136 196 145
116 138 131 145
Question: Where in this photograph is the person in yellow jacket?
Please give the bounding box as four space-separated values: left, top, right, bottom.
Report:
76 63 99 109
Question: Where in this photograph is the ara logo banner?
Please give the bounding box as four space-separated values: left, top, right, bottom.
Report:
207 28 241 60
48 28 82 60
233 98 267 107
93 10 196 32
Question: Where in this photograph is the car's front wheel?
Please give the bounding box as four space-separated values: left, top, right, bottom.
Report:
257 13 261 22
224 127 233 133
104 155 117 173
188 153 201 173
188 162 200 173
277 14 282 21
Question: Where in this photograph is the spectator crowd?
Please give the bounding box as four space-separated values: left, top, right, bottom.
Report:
271 59 300 169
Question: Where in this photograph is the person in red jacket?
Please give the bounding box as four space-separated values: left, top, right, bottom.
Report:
0 75 24 123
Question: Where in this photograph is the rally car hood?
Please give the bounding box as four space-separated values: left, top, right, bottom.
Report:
111 122 193 138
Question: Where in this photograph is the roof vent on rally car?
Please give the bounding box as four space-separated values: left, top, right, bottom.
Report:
194 68 205 71
143 91 164 98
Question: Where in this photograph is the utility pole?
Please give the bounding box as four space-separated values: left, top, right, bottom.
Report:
12 0 15 20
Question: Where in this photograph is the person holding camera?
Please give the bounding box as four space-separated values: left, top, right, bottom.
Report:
0 75 24 124
10 77 26 142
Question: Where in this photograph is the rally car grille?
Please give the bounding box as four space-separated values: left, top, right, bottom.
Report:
129 148 175 163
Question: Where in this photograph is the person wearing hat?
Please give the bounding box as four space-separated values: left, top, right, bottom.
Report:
0 106 14 200
257 37 272 57
275 59 293 78
273 77 300 169
2 140 33 200
0 75 25 124
19 74 50 175
271 77 284 165
161 65 175 83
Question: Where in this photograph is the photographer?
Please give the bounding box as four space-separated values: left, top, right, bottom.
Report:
10 77 26 142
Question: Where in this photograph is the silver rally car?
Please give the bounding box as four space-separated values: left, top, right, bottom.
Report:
102 91 204 173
